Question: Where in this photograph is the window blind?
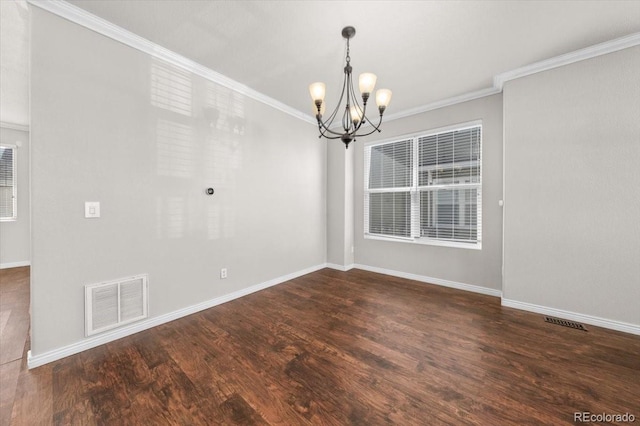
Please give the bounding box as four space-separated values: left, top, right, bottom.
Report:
364 139 413 238
418 126 481 244
364 124 482 247
0 147 16 220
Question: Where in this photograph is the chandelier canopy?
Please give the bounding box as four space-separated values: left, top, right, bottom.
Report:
309 26 392 149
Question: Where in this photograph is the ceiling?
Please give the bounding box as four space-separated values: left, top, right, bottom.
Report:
3 1 640 127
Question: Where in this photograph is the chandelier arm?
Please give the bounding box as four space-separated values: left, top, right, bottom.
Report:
317 120 348 137
317 95 348 138
356 126 383 137
348 74 370 135
317 125 344 139
320 68 350 134
341 107 349 133
343 36 353 134
342 73 355 132
354 114 384 137
317 111 357 138
318 109 341 136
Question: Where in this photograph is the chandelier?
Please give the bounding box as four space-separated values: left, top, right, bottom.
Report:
309 26 392 149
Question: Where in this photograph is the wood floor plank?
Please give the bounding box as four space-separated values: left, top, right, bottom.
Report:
0 267 30 365
10 361 53 425
0 358 21 426
4 267 640 425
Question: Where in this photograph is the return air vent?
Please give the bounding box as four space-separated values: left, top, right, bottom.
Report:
544 316 587 331
85 274 148 336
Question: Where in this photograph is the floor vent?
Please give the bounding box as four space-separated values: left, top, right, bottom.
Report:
544 316 587 331
85 274 148 336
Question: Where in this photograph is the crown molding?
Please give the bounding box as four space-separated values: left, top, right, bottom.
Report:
0 121 30 132
323 86 501 130
27 1 640 126
384 87 502 123
494 32 640 89
27 0 316 125
386 32 640 123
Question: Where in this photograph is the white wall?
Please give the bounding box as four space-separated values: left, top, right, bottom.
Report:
0 126 30 267
354 94 504 292
30 8 326 356
503 46 640 329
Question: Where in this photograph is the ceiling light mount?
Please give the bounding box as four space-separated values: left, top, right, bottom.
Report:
309 26 392 149
341 26 356 39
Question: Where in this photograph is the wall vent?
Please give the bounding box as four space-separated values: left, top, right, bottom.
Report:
85 274 148 336
544 316 587 331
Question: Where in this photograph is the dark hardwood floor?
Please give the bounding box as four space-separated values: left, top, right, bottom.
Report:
0 267 30 426
2 267 639 425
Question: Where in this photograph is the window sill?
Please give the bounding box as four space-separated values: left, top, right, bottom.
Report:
0 218 18 222
364 234 482 250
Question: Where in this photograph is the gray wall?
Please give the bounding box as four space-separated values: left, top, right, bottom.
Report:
326 141 346 266
503 46 640 326
30 8 326 355
326 141 354 268
354 94 504 291
0 126 30 267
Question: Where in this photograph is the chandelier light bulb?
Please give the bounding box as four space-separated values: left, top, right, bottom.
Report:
309 82 326 102
358 73 377 97
376 89 392 109
350 105 363 124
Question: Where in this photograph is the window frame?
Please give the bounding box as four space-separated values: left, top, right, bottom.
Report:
364 121 482 250
0 144 17 222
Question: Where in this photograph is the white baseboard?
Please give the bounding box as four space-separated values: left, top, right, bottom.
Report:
501 298 640 336
352 264 502 298
325 263 355 272
0 261 31 269
35 262 637 368
27 263 326 369
0 121 29 132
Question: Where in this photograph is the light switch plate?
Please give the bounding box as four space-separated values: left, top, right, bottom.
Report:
85 202 100 218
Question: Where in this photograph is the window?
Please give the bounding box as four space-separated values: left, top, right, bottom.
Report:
364 122 482 248
0 146 17 220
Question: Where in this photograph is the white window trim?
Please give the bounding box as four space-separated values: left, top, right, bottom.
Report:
0 143 17 222
364 120 482 250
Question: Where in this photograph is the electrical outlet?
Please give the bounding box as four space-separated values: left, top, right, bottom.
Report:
84 201 100 218
220 268 227 279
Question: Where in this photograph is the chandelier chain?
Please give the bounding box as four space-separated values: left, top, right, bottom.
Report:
345 38 351 65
